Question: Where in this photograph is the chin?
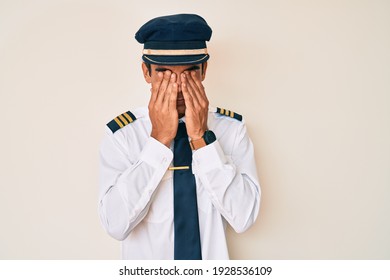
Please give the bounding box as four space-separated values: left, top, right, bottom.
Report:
177 106 186 118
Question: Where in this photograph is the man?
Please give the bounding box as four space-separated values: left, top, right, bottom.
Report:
99 14 261 260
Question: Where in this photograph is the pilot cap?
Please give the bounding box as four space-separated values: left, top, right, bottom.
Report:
135 14 212 65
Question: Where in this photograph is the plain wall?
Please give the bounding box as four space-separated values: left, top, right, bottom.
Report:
0 0 389 259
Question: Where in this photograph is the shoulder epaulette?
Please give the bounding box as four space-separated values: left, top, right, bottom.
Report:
106 111 137 133
216 107 242 121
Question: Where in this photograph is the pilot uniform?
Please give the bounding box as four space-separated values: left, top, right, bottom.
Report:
99 107 260 259
98 14 261 259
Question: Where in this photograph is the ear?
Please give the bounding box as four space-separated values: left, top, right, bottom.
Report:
201 62 208 81
142 63 152 83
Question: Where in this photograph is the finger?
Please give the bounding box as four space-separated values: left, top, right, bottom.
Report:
150 71 164 104
169 82 178 113
163 73 176 109
191 71 207 98
181 75 194 109
183 72 200 106
188 71 209 108
156 70 171 105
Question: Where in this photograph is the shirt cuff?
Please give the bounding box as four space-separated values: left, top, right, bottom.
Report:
192 140 228 174
139 137 173 169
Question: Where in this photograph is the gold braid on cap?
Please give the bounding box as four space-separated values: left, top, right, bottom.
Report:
143 48 208 56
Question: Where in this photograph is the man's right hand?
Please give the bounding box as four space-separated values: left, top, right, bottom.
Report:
148 70 178 147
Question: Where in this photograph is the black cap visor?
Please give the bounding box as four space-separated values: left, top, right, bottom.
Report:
142 54 209 65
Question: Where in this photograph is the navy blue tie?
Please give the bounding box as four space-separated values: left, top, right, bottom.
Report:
173 122 202 260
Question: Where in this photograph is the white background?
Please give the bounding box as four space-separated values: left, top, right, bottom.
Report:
0 0 389 259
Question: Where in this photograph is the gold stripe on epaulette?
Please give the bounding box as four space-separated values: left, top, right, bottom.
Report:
107 110 137 133
215 106 243 122
114 117 124 128
118 114 129 125
123 112 134 123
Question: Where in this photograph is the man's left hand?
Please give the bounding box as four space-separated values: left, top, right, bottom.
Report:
181 71 209 140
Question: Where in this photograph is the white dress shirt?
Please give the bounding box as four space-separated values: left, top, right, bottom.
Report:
99 106 261 259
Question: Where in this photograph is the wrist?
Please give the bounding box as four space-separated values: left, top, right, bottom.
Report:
188 126 207 141
189 132 204 141
151 132 172 148
190 130 216 150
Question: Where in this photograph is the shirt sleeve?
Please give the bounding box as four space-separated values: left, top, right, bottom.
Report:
98 133 173 241
192 122 261 233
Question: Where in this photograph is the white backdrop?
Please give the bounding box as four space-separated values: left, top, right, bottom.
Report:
1 0 389 259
